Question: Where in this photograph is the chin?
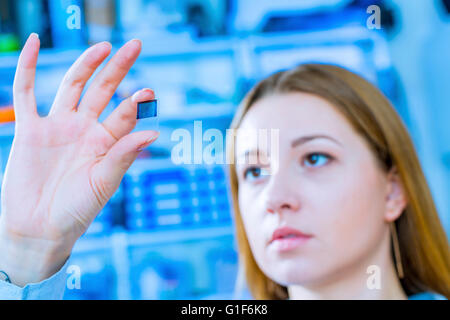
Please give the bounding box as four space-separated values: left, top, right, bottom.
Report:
262 256 324 286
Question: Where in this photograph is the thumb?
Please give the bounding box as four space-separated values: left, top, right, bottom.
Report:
92 130 160 191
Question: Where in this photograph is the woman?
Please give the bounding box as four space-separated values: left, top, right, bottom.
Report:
0 34 448 299
227 64 450 300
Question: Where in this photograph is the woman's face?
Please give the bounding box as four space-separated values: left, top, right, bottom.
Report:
235 92 402 288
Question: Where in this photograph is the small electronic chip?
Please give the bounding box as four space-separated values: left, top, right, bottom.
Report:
137 99 157 119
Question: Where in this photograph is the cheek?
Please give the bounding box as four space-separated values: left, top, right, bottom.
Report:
318 160 387 255
238 187 256 233
238 187 268 255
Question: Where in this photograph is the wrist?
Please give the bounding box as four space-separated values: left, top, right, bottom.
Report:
0 228 71 287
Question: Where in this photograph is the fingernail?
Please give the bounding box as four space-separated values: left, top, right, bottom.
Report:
124 39 142 53
97 41 112 50
88 41 111 57
137 132 160 151
29 33 39 40
132 88 154 103
129 38 142 46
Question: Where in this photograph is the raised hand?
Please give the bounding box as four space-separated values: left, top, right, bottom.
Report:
0 33 159 287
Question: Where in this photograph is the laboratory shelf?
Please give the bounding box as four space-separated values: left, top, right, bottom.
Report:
73 224 235 253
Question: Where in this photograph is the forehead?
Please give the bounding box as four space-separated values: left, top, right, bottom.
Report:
236 92 354 152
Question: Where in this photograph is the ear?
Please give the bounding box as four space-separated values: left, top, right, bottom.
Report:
384 166 408 222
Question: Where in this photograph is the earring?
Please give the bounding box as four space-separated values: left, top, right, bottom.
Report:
390 221 404 279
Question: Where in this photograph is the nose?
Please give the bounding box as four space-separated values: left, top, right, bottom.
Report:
266 195 301 215
264 170 301 215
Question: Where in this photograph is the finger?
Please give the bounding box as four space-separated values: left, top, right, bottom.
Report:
92 130 160 191
13 33 40 122
102 88 154 141
49 41 112 116
78 39 142 118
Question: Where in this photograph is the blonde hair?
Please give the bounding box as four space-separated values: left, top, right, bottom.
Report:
227 63 450 299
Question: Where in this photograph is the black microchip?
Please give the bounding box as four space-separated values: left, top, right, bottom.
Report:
137 99 157 119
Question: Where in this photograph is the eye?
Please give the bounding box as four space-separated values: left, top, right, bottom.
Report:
243 166 269 181
303 153 332 168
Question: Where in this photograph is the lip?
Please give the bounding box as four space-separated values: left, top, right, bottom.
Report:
269 226 312 252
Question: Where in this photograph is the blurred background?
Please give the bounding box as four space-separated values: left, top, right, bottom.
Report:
0 0 449 299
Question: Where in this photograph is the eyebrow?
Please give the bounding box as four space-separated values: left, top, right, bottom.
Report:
236 149 265 163
237 134 342 160
291 134 343 148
